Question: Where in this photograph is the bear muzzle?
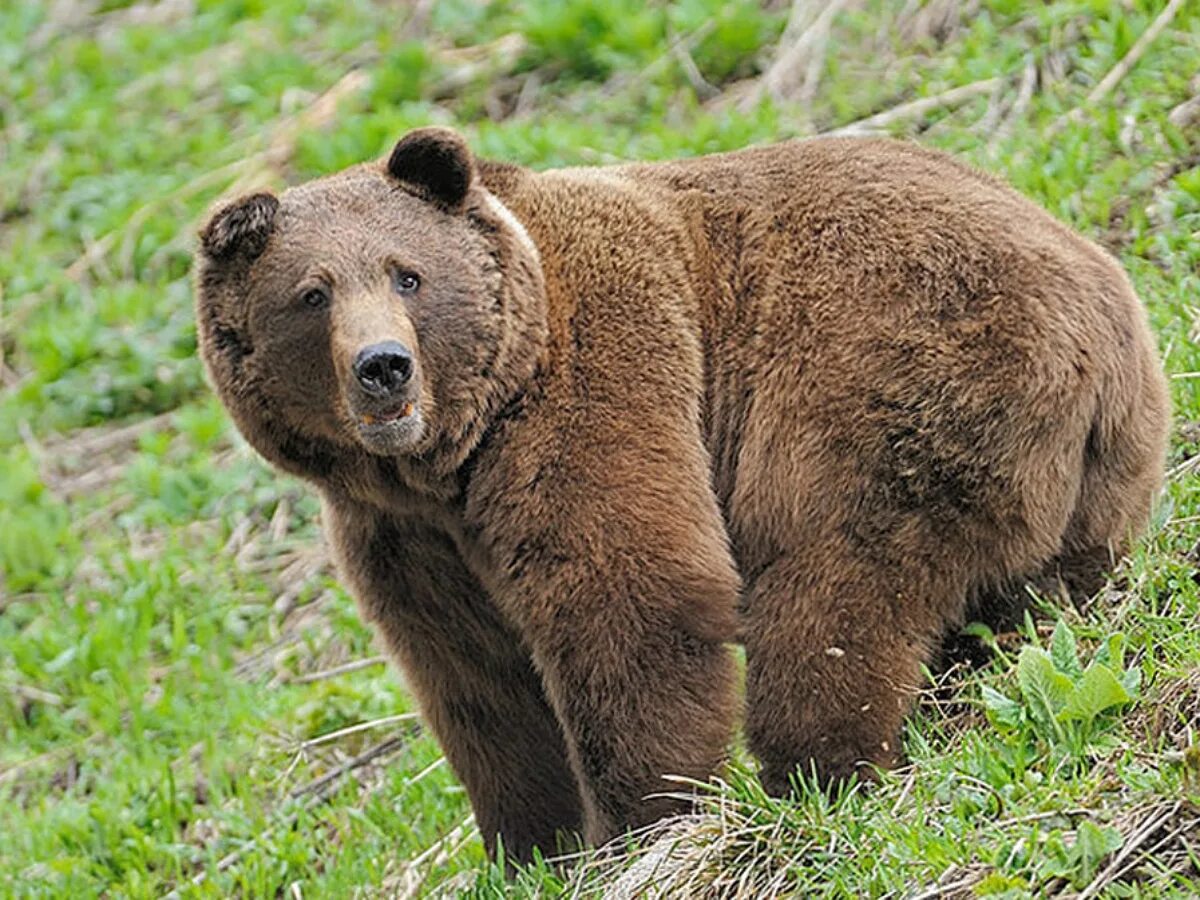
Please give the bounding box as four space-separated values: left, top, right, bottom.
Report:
349 340 425 453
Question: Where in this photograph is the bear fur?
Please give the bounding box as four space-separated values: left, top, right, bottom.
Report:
194 127 1170 862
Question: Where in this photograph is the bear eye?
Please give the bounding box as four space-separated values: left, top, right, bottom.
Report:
300 287 330 309
393 269 421 296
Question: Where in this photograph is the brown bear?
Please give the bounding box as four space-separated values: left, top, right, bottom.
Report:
194 127 1170 863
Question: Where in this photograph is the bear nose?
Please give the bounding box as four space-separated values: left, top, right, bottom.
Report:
353 341 413 396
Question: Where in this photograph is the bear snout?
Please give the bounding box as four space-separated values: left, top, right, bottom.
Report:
347 340 425 453
353 341 414 397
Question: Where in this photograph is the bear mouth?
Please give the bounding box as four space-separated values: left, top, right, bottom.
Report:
359 401 415 427
354 400 424 453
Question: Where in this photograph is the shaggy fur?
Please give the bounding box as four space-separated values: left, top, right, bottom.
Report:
194 128 1169 862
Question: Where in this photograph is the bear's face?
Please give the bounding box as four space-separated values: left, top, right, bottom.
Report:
194 129 543 481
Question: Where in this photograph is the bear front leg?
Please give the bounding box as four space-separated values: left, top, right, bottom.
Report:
469 429 741 844
323 499 582 864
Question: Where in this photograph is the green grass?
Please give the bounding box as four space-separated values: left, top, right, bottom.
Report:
2 0 1199 896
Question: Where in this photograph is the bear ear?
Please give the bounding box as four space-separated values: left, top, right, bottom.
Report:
386 127 475 210
199 192 280 260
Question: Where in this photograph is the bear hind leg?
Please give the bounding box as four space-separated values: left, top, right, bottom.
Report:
965 374 1169 634
742 545 967 793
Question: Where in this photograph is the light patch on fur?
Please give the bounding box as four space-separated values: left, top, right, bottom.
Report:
551 167 630 189
481 190 539 263
547 167 643 204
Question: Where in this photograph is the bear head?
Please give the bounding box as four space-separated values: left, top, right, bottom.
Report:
194 127 546 486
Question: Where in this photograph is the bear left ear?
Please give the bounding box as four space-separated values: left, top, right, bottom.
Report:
386 127 475 210
199 192 280 261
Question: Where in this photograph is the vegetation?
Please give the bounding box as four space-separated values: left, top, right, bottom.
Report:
2 0 1198 896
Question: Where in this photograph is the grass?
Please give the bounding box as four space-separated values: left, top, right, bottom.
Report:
1 0 1198 896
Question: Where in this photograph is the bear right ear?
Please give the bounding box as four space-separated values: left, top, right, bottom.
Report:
199 192 279 260
386 127 474 210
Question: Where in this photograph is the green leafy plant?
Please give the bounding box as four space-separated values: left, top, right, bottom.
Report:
975 818 1124 894
982 619 1141 761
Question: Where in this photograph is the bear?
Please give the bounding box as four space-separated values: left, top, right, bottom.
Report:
194 127 1170 864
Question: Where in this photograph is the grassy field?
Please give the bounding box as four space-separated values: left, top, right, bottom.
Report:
2 0 1199 896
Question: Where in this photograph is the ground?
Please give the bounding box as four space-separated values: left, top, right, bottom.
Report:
1 1 1199 897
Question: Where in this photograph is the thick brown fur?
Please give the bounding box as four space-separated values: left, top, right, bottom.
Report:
194 128 1170 861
